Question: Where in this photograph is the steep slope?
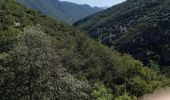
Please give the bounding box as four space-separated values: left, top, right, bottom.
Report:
0 0 169 99
16 0 102 23
75 0 170 70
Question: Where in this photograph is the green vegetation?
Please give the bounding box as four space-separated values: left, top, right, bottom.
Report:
114 93 137 100
17 0 102 23
91 83 113 100
75 0 170 75
0 0 170 99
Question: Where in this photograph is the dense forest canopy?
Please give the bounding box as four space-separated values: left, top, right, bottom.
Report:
0 0 170 99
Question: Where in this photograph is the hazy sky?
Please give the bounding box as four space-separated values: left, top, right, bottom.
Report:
59 0 126 7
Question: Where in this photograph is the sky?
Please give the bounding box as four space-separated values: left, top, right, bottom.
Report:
59 0 126 7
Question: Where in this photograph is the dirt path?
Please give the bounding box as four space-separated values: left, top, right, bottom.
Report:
140 88 170 100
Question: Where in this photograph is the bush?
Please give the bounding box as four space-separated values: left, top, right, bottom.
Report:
91 82 113 100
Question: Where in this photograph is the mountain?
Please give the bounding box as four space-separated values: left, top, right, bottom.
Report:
0 0 169 99
101 6 109 9
16 0 103 23
75 0 170 71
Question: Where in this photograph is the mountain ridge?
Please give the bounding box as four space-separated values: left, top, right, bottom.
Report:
16 0 103 23
75 0 170 70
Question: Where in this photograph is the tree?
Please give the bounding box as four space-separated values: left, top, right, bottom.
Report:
0 26 91 100
0 26 58 99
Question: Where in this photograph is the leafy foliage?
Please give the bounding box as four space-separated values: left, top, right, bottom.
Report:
0 26 90 100
114 93 137 100
91 83 113 100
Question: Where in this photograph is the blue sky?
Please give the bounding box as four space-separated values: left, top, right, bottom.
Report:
59 0 126 7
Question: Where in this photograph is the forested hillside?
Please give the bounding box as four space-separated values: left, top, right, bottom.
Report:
16 0 102 23
0 0 169 99
75 0 170 74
